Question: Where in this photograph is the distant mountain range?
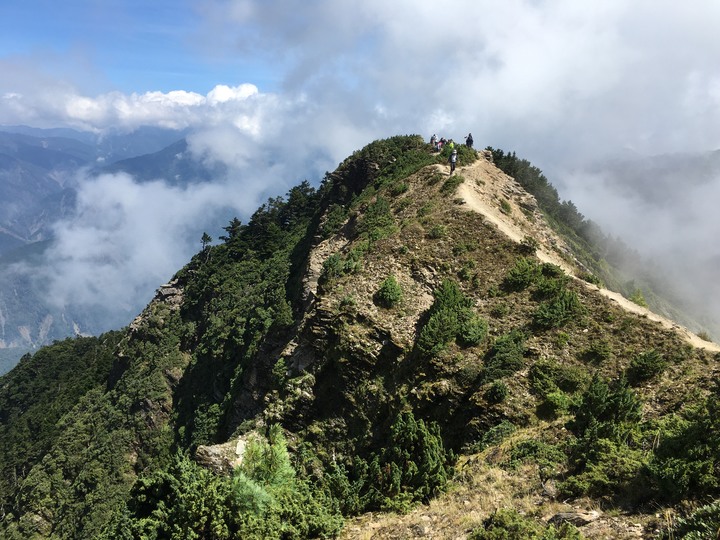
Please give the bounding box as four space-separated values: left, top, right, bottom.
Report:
0 126 219 371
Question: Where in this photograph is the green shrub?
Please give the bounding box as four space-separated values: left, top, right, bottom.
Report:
554 331 570 348
537 390 573 419
485 381 509 404
518 235 540 254
558 438 648 502
321 243 369 280
503 257 541 291
374 275 403 308
534 274 570 300
579 272 602 286
533 289 585 329
110 427 343 540
629 289 648 307
529 359 588 398
490 303 509 318
458 312 489 347
339 295 357 310
417 280 474 356
272 358 288 386
321 204 348 237
467 421 517 453
458 259 477 281
328 411 454 515
626 349 667 385
649 390 720 501
357 196 397 240
322 253 344 279
389 180 409 196
417 307 462 357
417 201 435 217
567 375 641 438
482 329 527 383
440 174 464 195
658 499 720 539
453 239 479 255
500 199 512 215
427 224 447 239
581 340 612 364
508 439 567 481
561 375 647 501
469 508 583 540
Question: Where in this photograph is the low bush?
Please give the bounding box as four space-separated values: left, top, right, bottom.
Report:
626 349 667 385
427 224 447 238
658 499 720 539
321 204 348 238
518 235 540 254
503 256 541 291
533 289 585 329
629 289 648 307
388 180 409 196
508 439 567 482
469 508 583 540
458 311 489 347
581 340 612 364
482 329 527 383
500 199 512 215
467 420 517 453
560 375 648 502
417 280 478 357
485 381 509 404
567 375 641 438
558 438 648 502
529 359 588 397
579 272 602 287
440 174 465 195
649 389 720 501
537 390 573 419
356 196 397 240
374 275 403 308
326 411 454 515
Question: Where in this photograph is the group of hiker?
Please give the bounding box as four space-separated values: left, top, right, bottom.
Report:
429 132 473 174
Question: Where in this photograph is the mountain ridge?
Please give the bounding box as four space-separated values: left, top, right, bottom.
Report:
1 135 719 538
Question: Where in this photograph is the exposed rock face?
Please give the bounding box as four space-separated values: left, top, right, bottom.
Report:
195 440 241 474
128 278 184 334
549 510 602 527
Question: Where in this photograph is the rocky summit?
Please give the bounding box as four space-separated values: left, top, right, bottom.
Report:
1 135 719 539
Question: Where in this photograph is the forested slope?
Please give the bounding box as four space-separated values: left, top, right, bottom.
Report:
0 135 719 539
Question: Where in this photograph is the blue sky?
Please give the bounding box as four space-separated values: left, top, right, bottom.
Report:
0 0 276 93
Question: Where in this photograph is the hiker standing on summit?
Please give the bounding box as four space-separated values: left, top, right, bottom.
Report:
465 133 473 148
448 148 457 174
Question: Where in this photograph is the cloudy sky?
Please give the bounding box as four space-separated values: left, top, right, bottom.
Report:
2 1 720 334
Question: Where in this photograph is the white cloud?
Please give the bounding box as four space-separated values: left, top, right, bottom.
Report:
43 171 261 312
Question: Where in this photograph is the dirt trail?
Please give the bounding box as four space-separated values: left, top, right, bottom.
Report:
452 157 720 353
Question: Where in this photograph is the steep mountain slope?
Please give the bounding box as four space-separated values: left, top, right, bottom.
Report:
0 131 86 253
1 135 719 539
455 156 718 353
99 138 226 185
